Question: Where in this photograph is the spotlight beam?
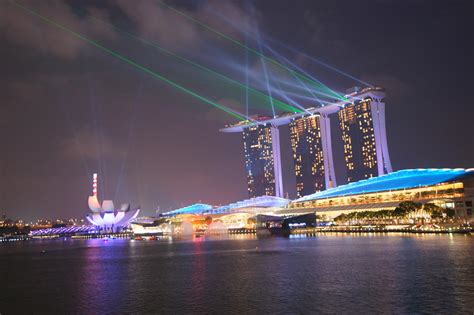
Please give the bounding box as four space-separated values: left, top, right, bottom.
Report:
155 0 345 101
66 4 301 114
213 56 344 101
205 5 372 88
266 36 374 87
254 24 276 117
11 0 249 121
264 44 339 100
264 44 325 105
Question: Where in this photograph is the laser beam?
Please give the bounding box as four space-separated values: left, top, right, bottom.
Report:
155 0 345 101
11 0 249 121
205 5 372 88
65 4 301 114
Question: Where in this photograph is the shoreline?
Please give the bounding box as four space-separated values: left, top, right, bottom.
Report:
1 226 472 242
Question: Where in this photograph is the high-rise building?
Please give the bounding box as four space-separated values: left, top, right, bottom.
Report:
242 123 283 198
338 93 392 183
289 115 325 197
289 114 337 197
221 87 390 196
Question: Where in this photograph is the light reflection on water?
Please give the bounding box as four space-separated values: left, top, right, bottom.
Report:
0 234 473 314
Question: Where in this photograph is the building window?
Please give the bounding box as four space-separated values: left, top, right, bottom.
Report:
467 209 472 217
465 201 472 207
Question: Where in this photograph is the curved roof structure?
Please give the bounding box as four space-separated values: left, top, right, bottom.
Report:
161 197 291 217
86 208 140 228
295 168 474 202
215 196 290 213
161 203 213 216
102 200 115 212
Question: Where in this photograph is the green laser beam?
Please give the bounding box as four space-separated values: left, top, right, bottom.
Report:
74 7 302 114
155 0 346 101
11 0 248 121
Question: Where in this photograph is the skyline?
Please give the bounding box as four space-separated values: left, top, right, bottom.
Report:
1 0 473 221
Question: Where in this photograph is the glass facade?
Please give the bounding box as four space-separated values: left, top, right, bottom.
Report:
339 98 378 183
289 115 325 197
290 181 465 210
296 168 470 202
242 124 277 198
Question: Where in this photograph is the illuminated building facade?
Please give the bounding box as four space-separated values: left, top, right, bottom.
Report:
286 168 474 220
156 169 474 224
86 173 140 232
221 87 390 194
338 91 392 183
242 123 283 198
289 115 337 197
161 203 213 217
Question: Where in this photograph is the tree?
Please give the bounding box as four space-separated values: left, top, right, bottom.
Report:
423 203 443 219
399 201 423 212
393 207 408 218
445 208 455 218
334 214 348 222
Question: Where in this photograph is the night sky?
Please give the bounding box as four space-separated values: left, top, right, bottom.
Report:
1 0 473 222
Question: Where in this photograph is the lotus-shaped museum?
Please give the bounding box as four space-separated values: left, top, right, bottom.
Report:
85 174 140 232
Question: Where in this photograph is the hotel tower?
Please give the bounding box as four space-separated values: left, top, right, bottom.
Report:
338 90 392 182
221 87 392 197
289 114 337 197
242 123 283 198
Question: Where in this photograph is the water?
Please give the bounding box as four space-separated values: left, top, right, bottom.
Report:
1 234 473 314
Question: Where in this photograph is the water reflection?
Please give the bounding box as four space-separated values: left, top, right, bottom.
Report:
0 234 472 313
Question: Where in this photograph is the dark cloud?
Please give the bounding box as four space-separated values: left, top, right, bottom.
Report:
112 0 201 51
0 0 117 59
0 0 472 222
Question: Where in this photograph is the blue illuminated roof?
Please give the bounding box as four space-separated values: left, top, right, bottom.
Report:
162 203 213 216
295 168 474 202
215 196 290 213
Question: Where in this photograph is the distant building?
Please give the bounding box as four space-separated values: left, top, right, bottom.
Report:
289 115 336 197
85 174 139 232
338 90 392 182
86 198 140 233
242 123 283 198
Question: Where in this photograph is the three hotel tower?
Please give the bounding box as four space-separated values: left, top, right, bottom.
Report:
221 87 392 198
